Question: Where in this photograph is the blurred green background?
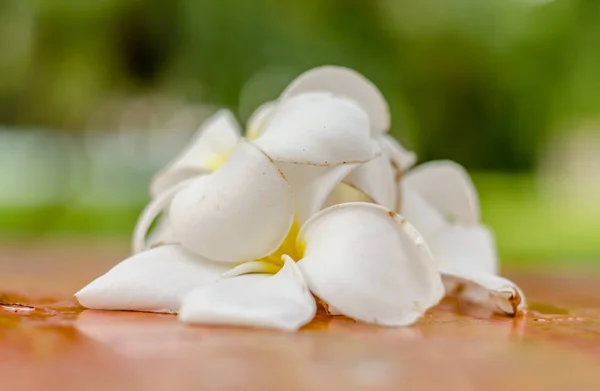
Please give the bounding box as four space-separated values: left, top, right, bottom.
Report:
1 0 600 268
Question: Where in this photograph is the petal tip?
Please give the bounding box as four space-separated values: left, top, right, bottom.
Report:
282 65 390 134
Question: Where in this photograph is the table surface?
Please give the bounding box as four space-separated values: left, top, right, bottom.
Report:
2 240 600 391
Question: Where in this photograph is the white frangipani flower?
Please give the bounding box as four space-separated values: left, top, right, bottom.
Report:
77 78 447 330
133 65 413 254
168 140 295 263
133 109 241 253
245 65 417 211
75 64 523 332
400 161 526 315
76 137 444 330
133 89 378 253
178 202 443 330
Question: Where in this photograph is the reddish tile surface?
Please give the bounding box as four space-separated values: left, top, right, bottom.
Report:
2 241 600 390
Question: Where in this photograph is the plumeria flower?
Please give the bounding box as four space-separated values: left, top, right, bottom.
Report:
76 68 446 329
283 66 418 208
136 110 242 251
247 65 418 212
133 65 416 253
399 161 526 315
284 69 527 313
179 201 444 330
132 98 375 253
76 136 444 330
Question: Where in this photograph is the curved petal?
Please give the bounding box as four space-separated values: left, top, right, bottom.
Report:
324 182 376 207
169 139 294 263
403 161 480 225
253 94 376 165
442 272 526 316
145 215 177 249
276 162 357 224
150 110 241 197
179 256 316 331
343 153 397 210
220 259 282 278
400 186 448 239
132 178 199 254
429 225 498 275
297 202 444 326
246 101 276 140
281 66 390 135
379 134 417 173
75 245 231 313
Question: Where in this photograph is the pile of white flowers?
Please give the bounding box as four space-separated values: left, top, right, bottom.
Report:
76 66 525 331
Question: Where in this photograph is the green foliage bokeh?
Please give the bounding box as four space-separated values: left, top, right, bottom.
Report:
1 0 599 170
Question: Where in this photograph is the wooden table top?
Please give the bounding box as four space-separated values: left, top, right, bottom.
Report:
2 240 600 391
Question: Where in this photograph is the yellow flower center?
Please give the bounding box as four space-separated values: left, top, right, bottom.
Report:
258 219 304 267
205 153 230 171
246 127 261 141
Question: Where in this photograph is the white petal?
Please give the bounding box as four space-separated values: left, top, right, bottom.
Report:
220 260 282 278
75 245 231 313
277 162 357 224
400 186 448 239
324 182 375 207
179 256 316 331
297 202 444 326
429 225 498 275
254 94 375 165
379 134 417 172
145 215 177 249
150 110 241 197
132 178 198 254
169 139 294 262
442 272 526 316
344 153 397 210
281 66 390 134
403 161 480 225
246 101 276 140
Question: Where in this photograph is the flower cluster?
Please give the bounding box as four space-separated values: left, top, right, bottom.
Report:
76 66 525 330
